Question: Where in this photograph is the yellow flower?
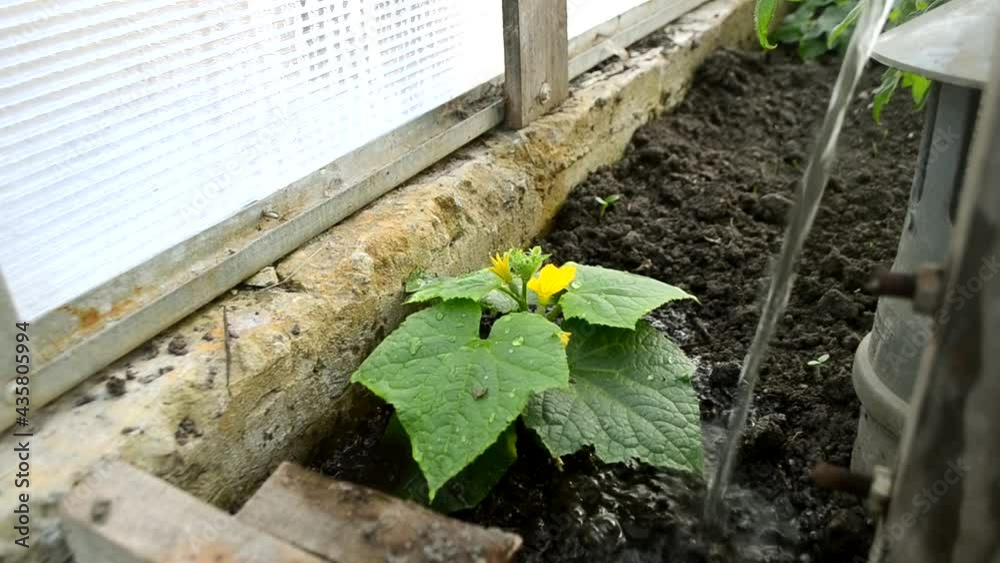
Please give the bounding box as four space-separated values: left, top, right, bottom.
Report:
527 263 576 306
489 252 513 283
559 332 571 348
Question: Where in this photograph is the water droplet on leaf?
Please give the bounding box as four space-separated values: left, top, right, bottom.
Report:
570 281 581 289
408 337 422 355
435 312 445 321
512 336 525 347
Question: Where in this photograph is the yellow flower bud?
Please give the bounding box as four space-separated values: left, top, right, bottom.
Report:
559 331 571 348
489 252 513 283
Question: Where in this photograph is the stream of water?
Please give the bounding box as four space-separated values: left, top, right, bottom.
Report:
704 0 896 523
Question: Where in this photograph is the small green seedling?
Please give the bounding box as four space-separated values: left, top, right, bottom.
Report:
594 194 622 218
807 353 830 375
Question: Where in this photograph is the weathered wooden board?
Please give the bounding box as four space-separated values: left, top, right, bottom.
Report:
503 0 569 128
60 461 323 563
237 462 522 563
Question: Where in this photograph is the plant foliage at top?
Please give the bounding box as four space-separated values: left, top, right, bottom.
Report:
352 247 702 508
755 0 947 122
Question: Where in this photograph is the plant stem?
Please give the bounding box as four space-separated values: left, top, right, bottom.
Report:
499 286 527 311
521 277 529 311
545 304 562 322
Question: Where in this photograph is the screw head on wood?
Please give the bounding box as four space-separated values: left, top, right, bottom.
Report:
537 82 552 104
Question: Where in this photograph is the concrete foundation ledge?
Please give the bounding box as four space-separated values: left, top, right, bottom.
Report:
0 1 755 560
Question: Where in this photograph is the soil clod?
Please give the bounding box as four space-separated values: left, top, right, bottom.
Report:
167 335 189 356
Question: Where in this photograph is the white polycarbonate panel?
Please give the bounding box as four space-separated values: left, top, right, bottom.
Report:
0 0 646 321
567 0 648 38
0 0 504 320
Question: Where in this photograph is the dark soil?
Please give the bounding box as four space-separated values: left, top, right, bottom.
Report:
316 48 922 562
465 49 921 562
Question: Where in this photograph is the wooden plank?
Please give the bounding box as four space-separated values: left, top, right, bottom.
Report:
568 0 711 79
503 0 569 128
60 462 324 563
237 462 522 563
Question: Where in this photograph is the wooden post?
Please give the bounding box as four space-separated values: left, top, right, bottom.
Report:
502 0 569 129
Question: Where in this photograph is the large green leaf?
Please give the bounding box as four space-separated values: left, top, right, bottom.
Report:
754 0 779 49
388 415 518 513
524 319 702 473
559 264 696 329
407 269 502 304
352 300 568 498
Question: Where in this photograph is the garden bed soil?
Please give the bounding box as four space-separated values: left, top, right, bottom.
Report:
317 47 922 562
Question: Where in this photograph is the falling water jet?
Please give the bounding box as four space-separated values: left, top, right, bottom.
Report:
704 0 896 524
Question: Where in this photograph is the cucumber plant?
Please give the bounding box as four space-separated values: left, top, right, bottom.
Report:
755 0 946 122
352 247 702 511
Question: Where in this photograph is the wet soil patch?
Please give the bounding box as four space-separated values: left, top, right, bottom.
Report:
315 47 922 562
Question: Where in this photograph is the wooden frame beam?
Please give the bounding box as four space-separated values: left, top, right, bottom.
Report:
503 0 569 129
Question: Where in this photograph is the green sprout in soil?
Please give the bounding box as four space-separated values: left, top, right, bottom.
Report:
807 352 831 375
594 194 622 218
351 246 702 512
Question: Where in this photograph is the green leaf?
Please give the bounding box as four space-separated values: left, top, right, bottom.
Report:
773 23 804 43
826 2 861 48
405 270 440 293
754 0 780 49
901 72 932 108
407 269 502 304
797 37 829 60
559 264 696 329
524 320 702 473
482 289 519 314
352 300 568 498
388 416 518 513
873 69 901 123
